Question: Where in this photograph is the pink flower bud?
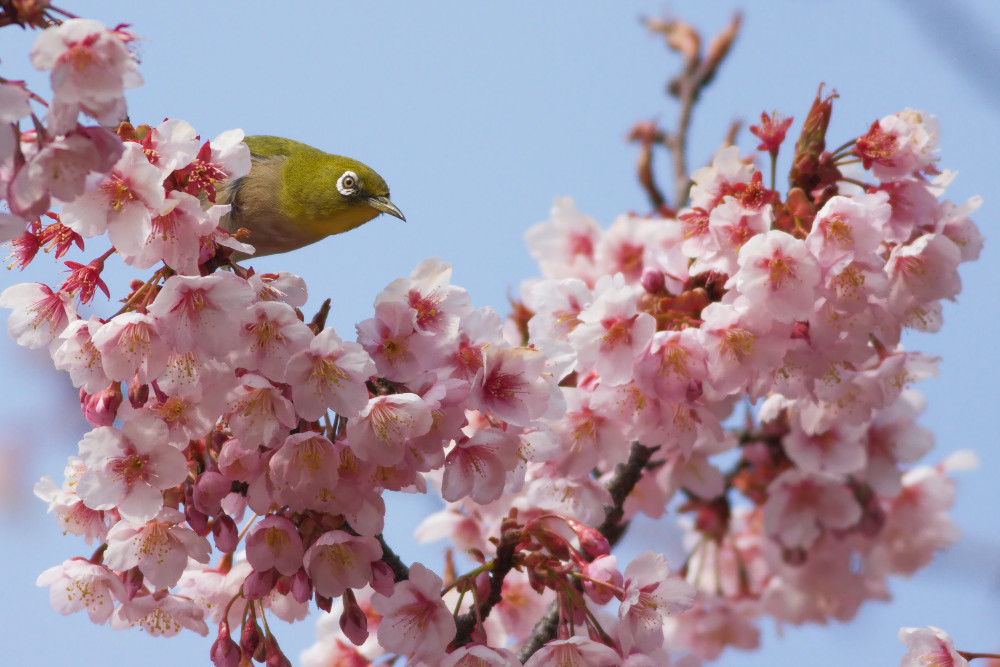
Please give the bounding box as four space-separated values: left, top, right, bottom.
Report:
211 622 241 667
121 566 144 601
193 471 230 516
339 589 368 646
239 609 263 657
290 568 312 604
370 560 395 596
243 568 278 600
80 384 122 427
640 267 666 294
264 633 292 667
212 514 238 553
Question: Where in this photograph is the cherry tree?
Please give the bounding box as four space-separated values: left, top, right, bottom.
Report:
0 4 990 666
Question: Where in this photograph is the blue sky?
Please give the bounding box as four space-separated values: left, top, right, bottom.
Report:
0 1 997 665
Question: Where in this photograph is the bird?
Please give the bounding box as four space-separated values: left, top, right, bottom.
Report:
217 136 405 258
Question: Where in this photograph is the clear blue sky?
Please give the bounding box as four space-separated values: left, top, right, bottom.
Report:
0 1 997 665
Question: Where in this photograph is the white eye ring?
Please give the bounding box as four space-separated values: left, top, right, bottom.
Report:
336 170 359 196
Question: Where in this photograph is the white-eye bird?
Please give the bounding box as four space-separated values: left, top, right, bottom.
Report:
218 136 404 257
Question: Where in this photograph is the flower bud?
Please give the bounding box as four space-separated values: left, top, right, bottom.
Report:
193 470 230 515
80 384 122 427
211 621 241 667
212 514 238 553
339 589 368 646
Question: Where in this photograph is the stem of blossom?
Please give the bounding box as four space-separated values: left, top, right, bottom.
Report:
114 267 165 316
518 442 659 660
375 533 410 582
829 138 857 159
959 652 1000 660
839 176 872 191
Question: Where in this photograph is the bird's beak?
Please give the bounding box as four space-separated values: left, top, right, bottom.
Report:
368 196 406 222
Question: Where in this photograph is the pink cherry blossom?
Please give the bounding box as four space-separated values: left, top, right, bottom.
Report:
104 507 211 589
783 414 867 477
268 432 341 511
110 591 208 637
224 373 298 450
548 386 629 478
31 19 142 132
730 230 821 323
687 197 772 276
8 129 123 218
885 233 962 314
246 515 305 577
442 427 521 503
568 274 655 386
91 311 170 383
60 142 166 256
633 328 709 403
138 118 200 175
304 530 382 598
234 300 313 382
285 327 375 420
371 562 455 665
346 393 433 466
523 636 622 667
147 272 255 357
897 626 968 667
51 317 108 393
524 196 602 282
688 146 755 211
249 271 309 307
356 300 445 383
375 256 472 338
127 190 226 274
761 469 862 550
439 645 520 666
34 471 108 544
470 345 554 427
856 109 939 181
672 601 761 660
0 282 76 349
618 550 696 653
804 192 890 270
582 554 623 605
76 418 186 523
36 558 126 624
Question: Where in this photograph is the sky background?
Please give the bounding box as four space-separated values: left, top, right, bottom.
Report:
0 1 997 665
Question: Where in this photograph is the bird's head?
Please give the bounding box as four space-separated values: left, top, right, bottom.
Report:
245 136 405 238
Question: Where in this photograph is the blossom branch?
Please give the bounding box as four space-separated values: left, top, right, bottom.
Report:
641 13 742 208
376 533 410 583
517 442 659 661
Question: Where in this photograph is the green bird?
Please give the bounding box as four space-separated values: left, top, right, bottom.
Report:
218 136 405 258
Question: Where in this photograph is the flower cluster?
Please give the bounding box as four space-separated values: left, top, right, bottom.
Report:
391 93 982 663
0 9 985 667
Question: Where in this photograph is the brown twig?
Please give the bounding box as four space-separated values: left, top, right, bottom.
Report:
452 531 519 647
642 13 742 209
376 533 410 583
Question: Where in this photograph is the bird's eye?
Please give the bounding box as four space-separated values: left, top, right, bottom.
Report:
337 171 359 196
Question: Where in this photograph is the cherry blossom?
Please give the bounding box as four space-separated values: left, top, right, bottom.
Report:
76 418 186 523
285 327 375 420
104 507 211 589
371 563 456 664
897 626 968 667
36 558 126 624
303 531 382 598
618 550 696 653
